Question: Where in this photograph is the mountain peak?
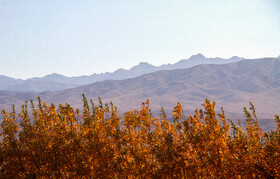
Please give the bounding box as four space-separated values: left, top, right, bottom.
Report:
229 56 243 60
134 62 153 67
130 62 154 69
139 62 150 65
114 68 127 73
189 53 206 60
46 73 63 77
130 62 157 74
42 73 67 80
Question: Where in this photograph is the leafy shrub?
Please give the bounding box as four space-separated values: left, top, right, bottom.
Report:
0 95 279 178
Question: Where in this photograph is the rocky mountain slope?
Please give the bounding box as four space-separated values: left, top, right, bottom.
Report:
0 58 279 130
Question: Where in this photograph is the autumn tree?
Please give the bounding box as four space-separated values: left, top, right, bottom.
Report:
0 96 279 178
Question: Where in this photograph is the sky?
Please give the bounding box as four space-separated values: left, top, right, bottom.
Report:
0 0 279 79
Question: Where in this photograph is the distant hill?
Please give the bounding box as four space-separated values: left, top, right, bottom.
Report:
0 75 23 87
0 58 279 131
1 54 243 92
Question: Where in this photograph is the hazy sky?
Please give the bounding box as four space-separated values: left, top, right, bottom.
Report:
0 0 279 79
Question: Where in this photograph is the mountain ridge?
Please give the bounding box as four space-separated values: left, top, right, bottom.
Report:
1 54 244 92
0 58 279 131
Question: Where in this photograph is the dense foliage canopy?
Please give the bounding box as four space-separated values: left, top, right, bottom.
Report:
0 95 279 178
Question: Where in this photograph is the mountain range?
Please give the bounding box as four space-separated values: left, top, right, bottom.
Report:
0 54 243 92
0 57 279 131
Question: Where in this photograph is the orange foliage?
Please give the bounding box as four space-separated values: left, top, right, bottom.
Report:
0 95 279 178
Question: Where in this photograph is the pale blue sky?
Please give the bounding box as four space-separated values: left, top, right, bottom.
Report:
0 0 279 79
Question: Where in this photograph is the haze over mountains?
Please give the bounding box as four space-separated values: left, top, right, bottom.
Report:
0 56 279 130
0 54 243 92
